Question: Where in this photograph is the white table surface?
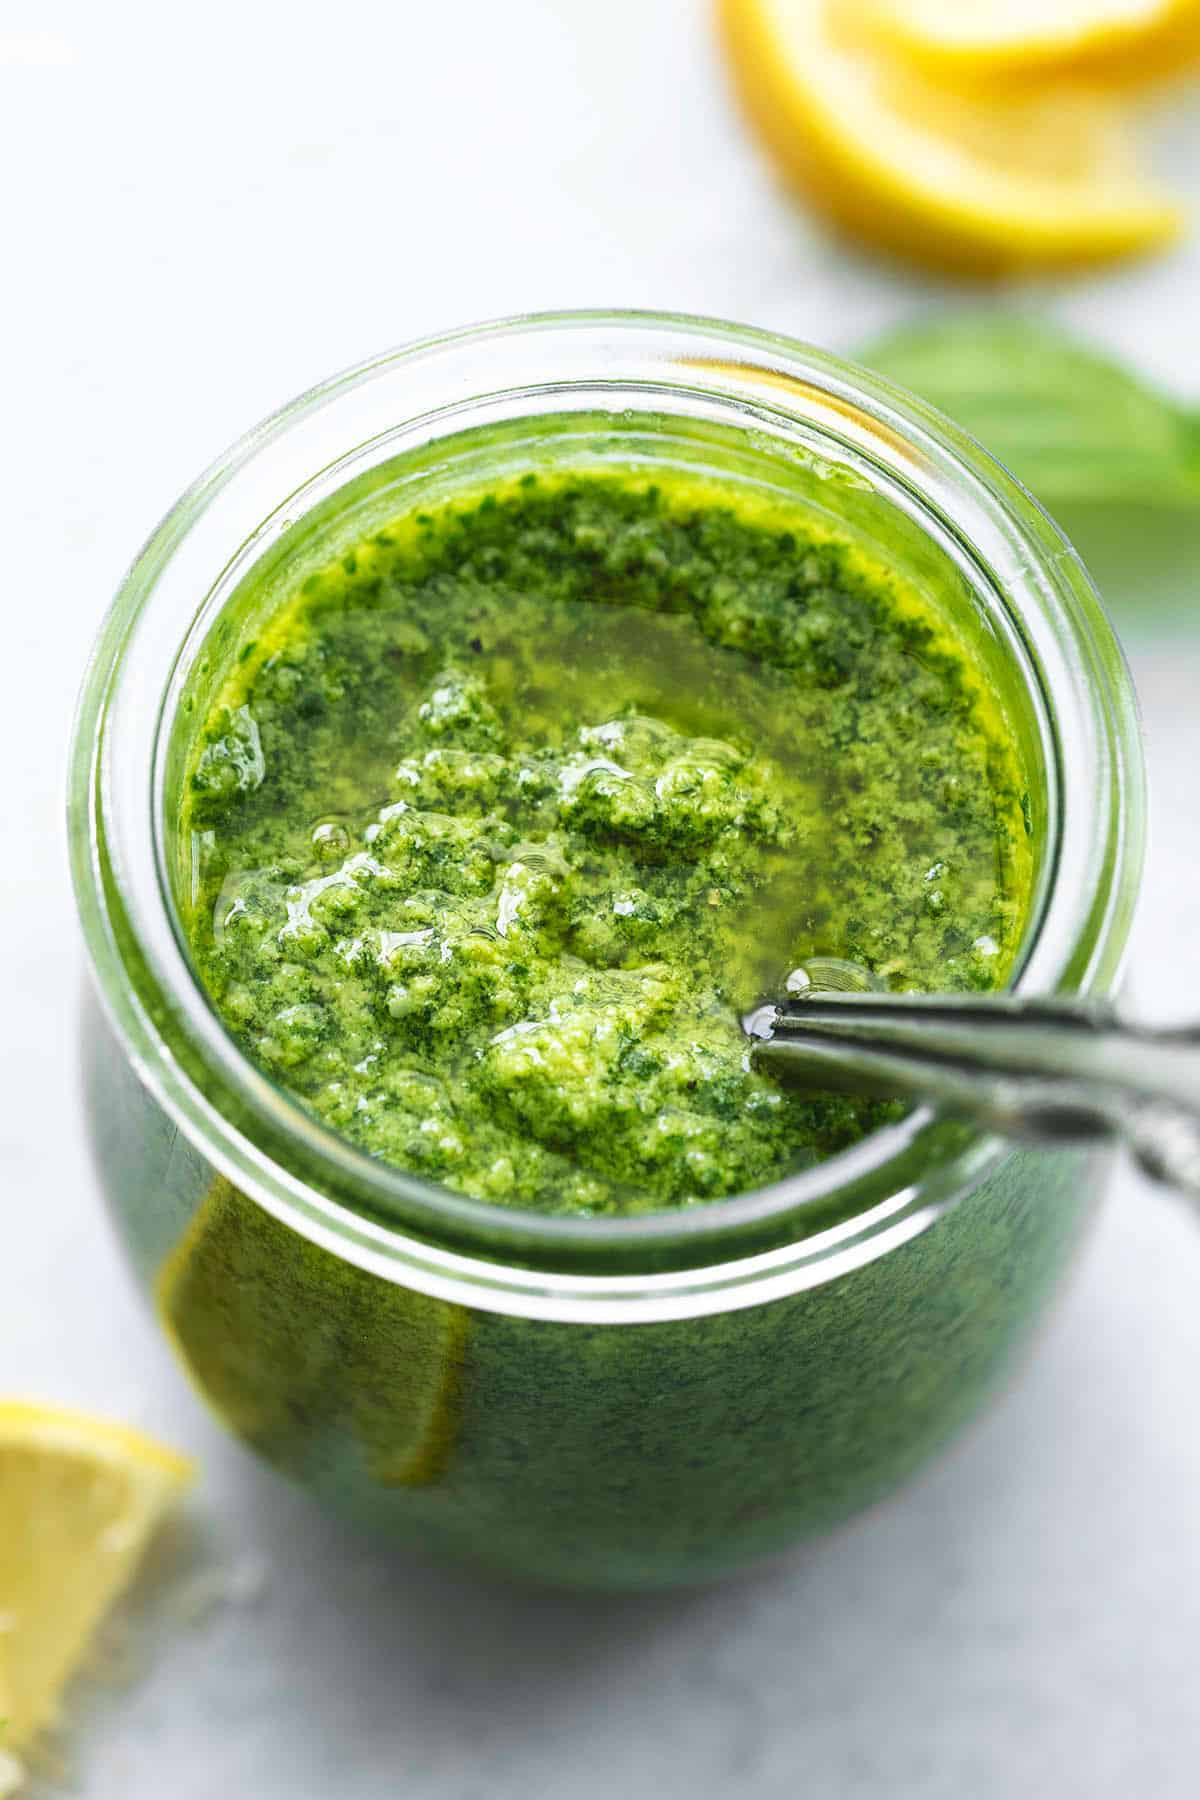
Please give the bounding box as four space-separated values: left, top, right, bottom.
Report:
4 4 1200 1794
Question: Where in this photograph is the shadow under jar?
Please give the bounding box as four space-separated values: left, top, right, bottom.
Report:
70 313 1144 1590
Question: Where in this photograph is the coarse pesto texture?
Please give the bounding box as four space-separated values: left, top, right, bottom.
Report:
182 470 1031 1216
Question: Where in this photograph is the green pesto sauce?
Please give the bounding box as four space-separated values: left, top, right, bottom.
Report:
182 469 1031 1217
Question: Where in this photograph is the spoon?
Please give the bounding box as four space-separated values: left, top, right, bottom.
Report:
743 959 1200 1202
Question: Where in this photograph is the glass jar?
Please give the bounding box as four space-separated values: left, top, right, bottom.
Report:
70 313 1144 1590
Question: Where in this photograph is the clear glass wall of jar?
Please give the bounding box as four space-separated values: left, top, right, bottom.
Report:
70 314 1145 1589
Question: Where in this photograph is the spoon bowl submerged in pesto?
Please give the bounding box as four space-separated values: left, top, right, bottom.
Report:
182 466 1032 1216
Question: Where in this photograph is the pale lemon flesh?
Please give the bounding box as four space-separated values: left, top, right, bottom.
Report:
865 0 1200 81
0 1402 194 1751
718 0 1183 272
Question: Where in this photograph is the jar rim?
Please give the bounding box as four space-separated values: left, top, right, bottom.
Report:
69 309 1145 1316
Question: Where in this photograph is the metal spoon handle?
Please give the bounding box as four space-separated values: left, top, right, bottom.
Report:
746 992 1200 1204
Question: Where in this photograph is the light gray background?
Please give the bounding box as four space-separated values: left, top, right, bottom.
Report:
3 3 1200 1794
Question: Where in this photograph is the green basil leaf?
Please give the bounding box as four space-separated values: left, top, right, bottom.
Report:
1051 501 1200 634
857 314 1200 509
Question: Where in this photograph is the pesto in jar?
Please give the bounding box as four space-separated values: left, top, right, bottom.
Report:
181 468 1031 1216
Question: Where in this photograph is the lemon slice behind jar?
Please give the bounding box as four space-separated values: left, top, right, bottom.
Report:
865 0 1200 82
0 1402 193 1753
157 1177 466 1492
717 0 1182 271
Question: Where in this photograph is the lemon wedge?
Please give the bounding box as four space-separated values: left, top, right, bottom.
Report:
0 1402 193 1752
864 0 1200 83
717 0 1183 271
